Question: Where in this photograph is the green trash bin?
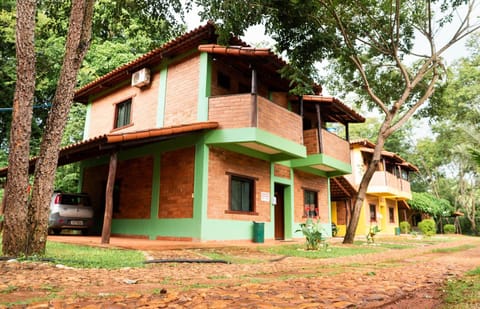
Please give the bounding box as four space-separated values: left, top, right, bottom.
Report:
253 222 265 243
395 227 401 235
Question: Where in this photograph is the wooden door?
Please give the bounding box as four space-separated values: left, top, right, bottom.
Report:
274 184 285 240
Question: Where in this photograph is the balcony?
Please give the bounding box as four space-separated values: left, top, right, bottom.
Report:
206 94 306 160
368 171 412 199
290 128 352 177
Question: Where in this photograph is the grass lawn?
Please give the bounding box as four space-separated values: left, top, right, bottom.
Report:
0 237 145 269
443 267 480 308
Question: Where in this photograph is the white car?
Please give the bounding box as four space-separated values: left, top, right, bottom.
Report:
48 192 93 235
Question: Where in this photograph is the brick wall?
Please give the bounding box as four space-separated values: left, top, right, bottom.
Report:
164 56 199 126
114 156 153 219
257 96 303 144
87 73 160 138
293 170 329 223
269 92 289 108
303 129 319 154
321 130 350 164
207 147 271 222
159 147 195 218
274 164 291 179
208 94 252 129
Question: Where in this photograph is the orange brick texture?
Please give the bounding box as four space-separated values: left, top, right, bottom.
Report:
159 147 195 219
303 129 319 154
293 170 329 223
114 156 153 219
87 73 160 138
82 156 154 220
208 94 252 129
274 164 291 179
163 55 200 127
257 96 303 144
207 147 271 222
321 130 350 164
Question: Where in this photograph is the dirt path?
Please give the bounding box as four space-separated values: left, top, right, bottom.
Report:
1 236 479 308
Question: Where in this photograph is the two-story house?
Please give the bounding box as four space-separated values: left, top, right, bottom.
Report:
0 23 365 242
331 139 418 237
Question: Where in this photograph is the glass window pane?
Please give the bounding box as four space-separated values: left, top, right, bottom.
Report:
230 176 253 212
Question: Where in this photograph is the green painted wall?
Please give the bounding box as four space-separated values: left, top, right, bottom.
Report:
156 67 168 127
197 52 211 121
83 103 92 140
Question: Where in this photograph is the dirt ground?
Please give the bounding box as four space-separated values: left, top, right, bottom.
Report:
1 235 480 308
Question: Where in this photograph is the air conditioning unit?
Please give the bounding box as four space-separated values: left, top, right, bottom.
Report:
131 68 151 88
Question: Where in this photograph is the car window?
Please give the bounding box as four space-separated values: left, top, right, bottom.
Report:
59 195 91 206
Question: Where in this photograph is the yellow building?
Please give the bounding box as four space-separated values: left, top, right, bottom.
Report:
330 140 418 237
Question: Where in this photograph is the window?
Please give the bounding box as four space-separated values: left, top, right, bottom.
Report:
389 207 395 223
369 204 377 222
304 189 318 218
115 98 132 128
229 175 255 212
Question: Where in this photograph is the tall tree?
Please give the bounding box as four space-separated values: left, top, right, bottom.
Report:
3 0 95 256
420 32 480 234
196 0 480 243
2 0 186 256
26 0 96 255
2 0 36 255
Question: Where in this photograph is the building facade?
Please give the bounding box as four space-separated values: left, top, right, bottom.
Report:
70 23 365 241
331 140 418 237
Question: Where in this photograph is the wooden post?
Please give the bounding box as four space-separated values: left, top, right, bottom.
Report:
251 67 258 127
101 152 117 244
315 103 323 153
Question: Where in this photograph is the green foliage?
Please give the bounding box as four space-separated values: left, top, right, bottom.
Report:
0 1 186 173
45 241 145 269
444 224 455 234
418 219 436 236
366 225 381 244
262 243 384 259
409 192 453 217
431 245 475 254
399 221 411 234
295 218 324 250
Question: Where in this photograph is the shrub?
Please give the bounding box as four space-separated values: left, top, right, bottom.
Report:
444 224 455 234
418 219 436 236
296 218 323 250
399 221 410 234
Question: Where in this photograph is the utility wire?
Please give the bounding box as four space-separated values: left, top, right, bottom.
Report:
0 104 51 112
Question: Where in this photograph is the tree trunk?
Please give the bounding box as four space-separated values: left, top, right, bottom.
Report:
343 129 389 244
2 0 36 256
26 0 94 255
0 190 6 232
